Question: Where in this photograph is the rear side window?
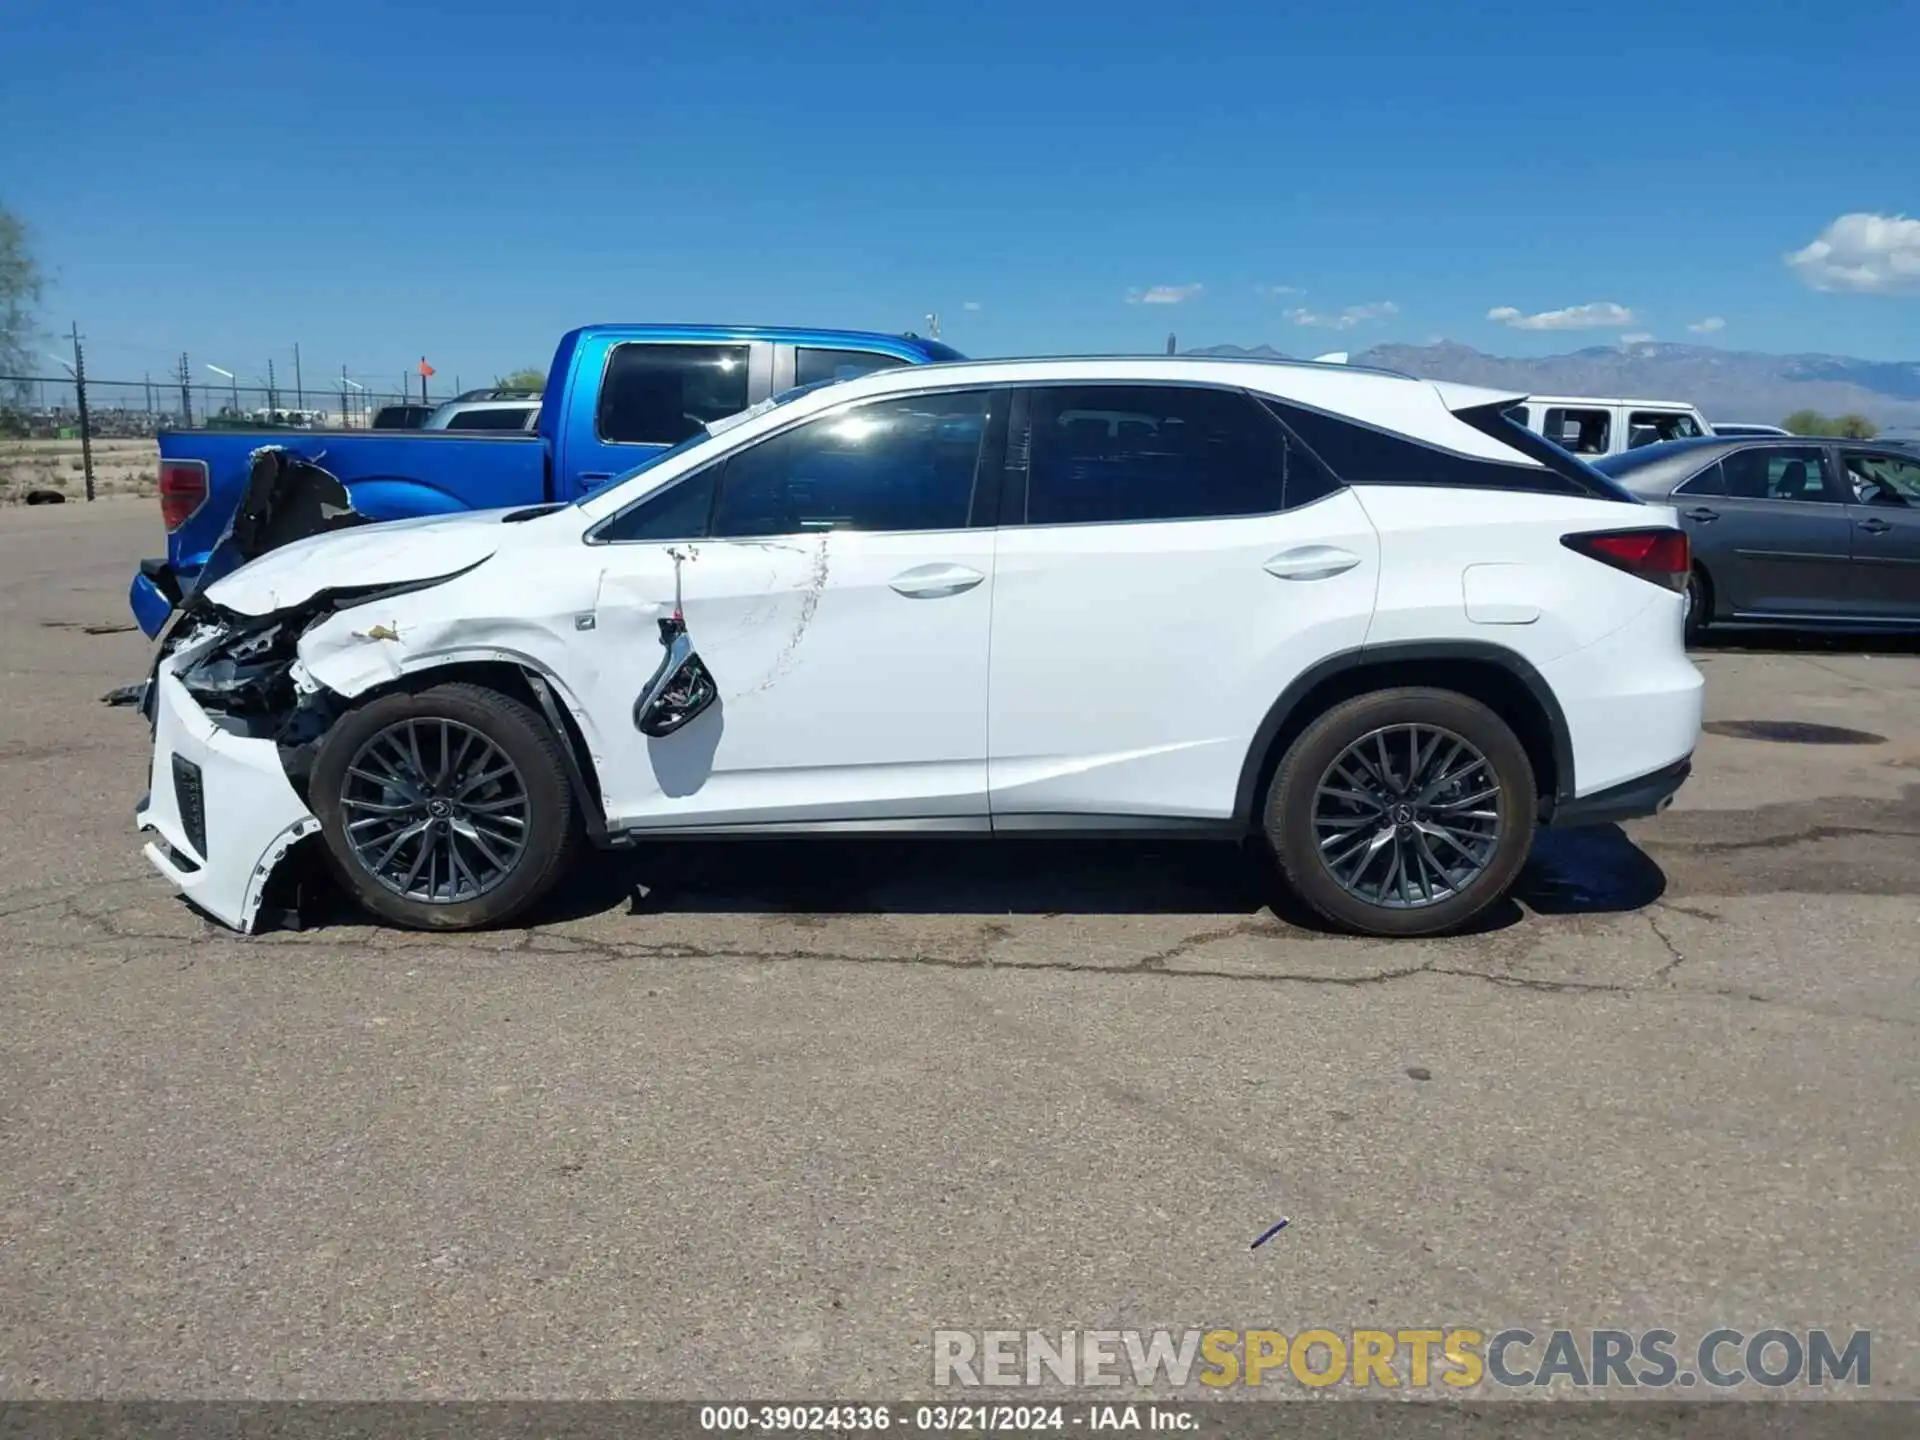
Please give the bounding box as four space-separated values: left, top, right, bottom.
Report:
1261 397 1593 497
1673 460 1725 497
795 348 912 387
598 343 752 446
441 407 533 431
594 468 717 543
1022 384 1307 524
1543 407 1612 455
709 390 994 537
1629 410 1705 445
1720 446 1834 503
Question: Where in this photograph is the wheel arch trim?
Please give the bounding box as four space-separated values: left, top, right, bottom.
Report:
1232 640 1577 825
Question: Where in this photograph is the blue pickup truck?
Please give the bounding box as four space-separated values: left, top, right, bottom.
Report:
132 323 965 636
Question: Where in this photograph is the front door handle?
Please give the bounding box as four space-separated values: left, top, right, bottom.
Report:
889 563 985 598
1683 506 1720 523
1263 545 1361 581
1858 517 1892 535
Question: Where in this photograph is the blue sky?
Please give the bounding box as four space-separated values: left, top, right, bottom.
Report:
8 0 1918 392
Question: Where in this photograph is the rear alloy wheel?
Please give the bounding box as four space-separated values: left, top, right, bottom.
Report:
310 682 579 930
1265 688 1536 937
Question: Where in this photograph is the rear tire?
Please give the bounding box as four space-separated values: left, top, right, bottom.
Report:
310 682 579 930
1684 567 1711 645
1263 687 1536 938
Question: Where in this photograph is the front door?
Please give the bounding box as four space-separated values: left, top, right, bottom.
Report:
986 382 1379 822
1702 444 1856 619
1838 448 1920 620
563 338 775 498
571 387 1005 829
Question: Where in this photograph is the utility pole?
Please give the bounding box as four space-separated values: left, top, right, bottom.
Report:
294 342 304 412
144 372 154 422
418 357 429 406
267 358 279 413
71 322 96 502
1166 332 1177 355
178 352 193 427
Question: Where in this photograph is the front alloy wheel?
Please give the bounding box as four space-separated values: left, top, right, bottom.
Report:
342 718 531 903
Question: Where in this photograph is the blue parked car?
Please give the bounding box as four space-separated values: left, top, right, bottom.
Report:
133 324 965 636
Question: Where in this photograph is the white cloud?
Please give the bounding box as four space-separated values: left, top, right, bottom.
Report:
1126 283 1204 305
1620 332 1654 345
961 301 983 312
1284 300 1399 330
1786 213 1920 294
1486 301 1636 331
1687 316 1726 333
1256 283 1304 297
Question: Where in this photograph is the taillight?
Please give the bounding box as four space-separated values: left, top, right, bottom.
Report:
1561 527 1691 591
158 459 208 532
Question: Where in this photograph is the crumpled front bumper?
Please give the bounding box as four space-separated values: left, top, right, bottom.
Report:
135 651 320 933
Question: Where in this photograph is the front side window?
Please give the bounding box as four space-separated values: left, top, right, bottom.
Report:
1022 385 1296 525
794 348 912 387
597 343 752 446
708 390 994 537
1543 407 1612 455
1629 410 1705 447
1719 446 1835 503
1841 450 1920 506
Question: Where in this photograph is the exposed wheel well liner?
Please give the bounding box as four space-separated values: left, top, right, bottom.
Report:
1233 641 1575 826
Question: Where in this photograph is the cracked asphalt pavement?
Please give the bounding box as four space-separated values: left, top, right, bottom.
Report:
2 500 1916 1398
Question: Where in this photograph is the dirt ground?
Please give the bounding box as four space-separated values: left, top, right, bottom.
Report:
1 499 1915 1403
0 438 158 503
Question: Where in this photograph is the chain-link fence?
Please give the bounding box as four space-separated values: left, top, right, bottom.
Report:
1 373 460 502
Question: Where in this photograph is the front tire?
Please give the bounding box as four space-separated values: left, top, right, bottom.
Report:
309 682 579 930
1264 688 1537 937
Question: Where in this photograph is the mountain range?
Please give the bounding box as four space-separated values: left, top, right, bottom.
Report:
1185 341 1920 433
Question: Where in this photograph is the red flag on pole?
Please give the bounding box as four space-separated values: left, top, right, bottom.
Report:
418 357 436 377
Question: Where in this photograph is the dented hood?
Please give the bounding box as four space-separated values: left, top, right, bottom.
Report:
203 508 518 617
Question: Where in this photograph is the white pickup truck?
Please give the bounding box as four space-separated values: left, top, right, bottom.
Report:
1505 395 1712 458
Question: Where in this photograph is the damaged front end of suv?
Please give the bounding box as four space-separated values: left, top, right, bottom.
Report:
136 564 491 934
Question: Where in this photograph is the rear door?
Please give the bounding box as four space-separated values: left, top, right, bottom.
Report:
561 337 776 498
1704 444 1856 619
1837 447 1920 619
985 382 1378 823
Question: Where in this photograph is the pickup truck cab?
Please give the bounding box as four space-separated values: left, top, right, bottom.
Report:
1505 395 1711 459
132 324 964 635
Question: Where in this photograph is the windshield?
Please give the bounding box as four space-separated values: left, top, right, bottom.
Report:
569 378 842 506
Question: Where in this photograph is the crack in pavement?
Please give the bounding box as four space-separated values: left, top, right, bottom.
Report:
1645 908 1686 982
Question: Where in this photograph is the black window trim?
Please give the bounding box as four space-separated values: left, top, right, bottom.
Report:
1266 393 1627 501
993 378 1309 531
592 339 764 448
586 382 1010 545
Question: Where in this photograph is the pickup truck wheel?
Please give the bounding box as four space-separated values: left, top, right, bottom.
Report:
1263 687 1536 938
309 682 579 930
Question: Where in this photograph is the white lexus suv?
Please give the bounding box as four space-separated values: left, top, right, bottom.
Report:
135 356 1703 939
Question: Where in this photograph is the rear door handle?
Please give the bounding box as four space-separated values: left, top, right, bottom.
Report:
579 471 615 487
1263 545 1361 581
1858 517 1892 535
889 563 985 598
1683 506 1720 522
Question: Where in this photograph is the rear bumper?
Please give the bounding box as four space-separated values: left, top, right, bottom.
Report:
134 654 319 933
1546 756 1692 828
128 559 186 639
